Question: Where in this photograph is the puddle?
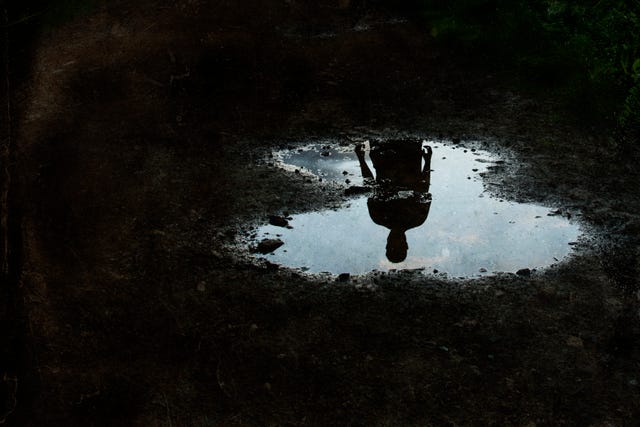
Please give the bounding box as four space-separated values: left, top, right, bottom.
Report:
253 141 582 277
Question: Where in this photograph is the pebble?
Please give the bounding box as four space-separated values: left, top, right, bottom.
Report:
255 239 284 254
566 336 584 348
338 273 351 282
268 215 289 227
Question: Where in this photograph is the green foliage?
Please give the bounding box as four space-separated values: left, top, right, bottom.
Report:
392 0 640 135
621 81 640 131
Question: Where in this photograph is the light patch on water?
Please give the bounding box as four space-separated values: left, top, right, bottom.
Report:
255 141 582 277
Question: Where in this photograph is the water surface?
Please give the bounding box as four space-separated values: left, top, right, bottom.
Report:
255 141 581 277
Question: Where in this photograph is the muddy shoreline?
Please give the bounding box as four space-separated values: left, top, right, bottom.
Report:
6 1 640 425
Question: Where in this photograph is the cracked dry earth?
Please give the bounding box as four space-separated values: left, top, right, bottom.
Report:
6 0 640 425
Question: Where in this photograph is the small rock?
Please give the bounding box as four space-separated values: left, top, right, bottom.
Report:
566 336 584 348
338 273 350 282
452 137 461 144
470 365 482 376
255 239 284 254
433 269 438 274
345 179 351 184
268 215 289 227
342 170 349 175
479 267 487 273
321 151 330 157
265 261 279 271
516 268 531 276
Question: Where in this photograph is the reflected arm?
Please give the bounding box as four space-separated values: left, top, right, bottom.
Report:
355 144 374 180
421 145 432 184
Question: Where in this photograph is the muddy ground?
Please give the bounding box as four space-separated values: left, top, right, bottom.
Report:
3 0 640 425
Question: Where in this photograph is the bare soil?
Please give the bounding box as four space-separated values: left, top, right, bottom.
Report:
5 1 640 425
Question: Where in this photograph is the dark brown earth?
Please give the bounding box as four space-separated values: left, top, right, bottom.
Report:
3 1 640 425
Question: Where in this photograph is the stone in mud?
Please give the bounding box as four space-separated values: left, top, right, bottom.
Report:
338 273 351 282
269 215 289 227
344 186 370 196
566 336 584 348
265 261 280 271
516 268 531 276
255 239 284 254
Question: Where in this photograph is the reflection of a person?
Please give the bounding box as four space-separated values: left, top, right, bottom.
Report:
355 140 432 263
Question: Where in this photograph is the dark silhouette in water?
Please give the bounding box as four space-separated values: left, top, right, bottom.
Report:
355 140 432 263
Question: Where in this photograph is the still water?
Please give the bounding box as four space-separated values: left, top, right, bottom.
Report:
255 141 581 277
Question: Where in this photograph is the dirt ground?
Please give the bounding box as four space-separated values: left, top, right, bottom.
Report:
4 0 640 425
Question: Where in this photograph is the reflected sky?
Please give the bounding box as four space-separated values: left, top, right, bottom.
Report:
255 141 581 277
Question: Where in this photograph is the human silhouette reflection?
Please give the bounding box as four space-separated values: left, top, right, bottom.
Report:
355 140 432 263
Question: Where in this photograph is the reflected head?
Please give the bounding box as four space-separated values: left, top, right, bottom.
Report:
386 228 408 263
